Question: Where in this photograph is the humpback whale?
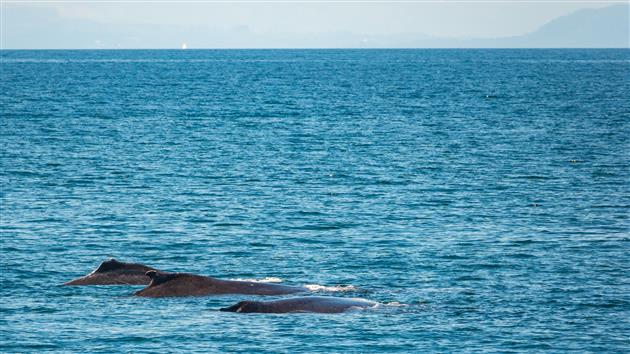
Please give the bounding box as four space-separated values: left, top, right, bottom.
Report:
64 259 157 286
134 270 307 297
220 296 377 314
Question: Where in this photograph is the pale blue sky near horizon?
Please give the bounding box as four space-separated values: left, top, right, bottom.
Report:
1 1 628 48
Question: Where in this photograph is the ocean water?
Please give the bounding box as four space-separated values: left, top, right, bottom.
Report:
1 49 629 352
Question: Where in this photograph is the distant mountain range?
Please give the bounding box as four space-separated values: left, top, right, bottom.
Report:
466 4 629 48
355 4 629 48
2 4 628 49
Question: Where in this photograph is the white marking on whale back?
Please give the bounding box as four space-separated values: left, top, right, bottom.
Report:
232 277 284 283
304 284 357 292
348 305 375 311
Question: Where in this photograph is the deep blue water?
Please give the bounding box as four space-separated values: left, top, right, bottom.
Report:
1 49 629 352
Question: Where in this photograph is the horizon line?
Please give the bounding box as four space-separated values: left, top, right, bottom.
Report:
2 47 629 50
2 0 629 3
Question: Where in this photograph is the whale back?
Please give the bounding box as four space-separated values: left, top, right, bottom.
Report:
93 259 153 274
64 259 157 286
135 272 306 297
135 271 219 297
220 297 377 313
220 301 261 313
145 270 188 286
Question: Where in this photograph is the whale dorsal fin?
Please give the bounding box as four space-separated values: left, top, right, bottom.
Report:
93 259 153 274
145 270 182 286
94 258 124 273
220 301 252 313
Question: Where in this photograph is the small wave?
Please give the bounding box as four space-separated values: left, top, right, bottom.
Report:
349 306 375 311
212 222 244 227
291 223 357 231
350 303 380 311
304 284 357 292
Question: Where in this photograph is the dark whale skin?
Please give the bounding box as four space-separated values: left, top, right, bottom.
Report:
64 259 157 286
134 270 307 297
220 296 377 314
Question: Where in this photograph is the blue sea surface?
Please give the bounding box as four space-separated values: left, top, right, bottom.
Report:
1 49 629 352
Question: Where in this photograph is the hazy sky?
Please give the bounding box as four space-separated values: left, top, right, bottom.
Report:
1 1 626 48
20 1 617 37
